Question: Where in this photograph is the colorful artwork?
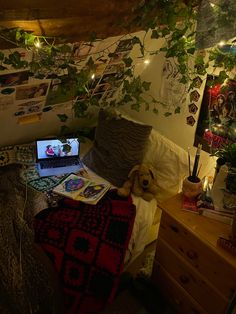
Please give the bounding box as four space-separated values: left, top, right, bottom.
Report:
195 76 236 152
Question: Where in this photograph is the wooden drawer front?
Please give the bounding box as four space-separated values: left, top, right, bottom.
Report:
152 261 207 314
156 238 228 314
159 211 236 299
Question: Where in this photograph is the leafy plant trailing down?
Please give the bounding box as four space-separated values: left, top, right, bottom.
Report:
212 143 236 193
0 0 235 122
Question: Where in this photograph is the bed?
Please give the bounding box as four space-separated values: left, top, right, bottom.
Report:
0 109 189 313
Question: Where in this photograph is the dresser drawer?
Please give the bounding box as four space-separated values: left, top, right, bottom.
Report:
155 237 228 314
159 211 236 299
152 261 207 314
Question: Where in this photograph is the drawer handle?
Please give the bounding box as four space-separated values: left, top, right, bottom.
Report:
186 250 198 260
170 224 179 233
179 274 189 284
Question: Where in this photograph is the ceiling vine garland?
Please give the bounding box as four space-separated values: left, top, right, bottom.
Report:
0 0 235 123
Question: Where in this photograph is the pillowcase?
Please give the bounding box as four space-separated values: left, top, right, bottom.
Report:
82 109 152 187
143 129 189 202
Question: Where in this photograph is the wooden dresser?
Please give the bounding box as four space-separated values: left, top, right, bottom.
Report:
151 194 236 314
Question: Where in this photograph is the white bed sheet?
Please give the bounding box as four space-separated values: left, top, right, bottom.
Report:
124 195 157 266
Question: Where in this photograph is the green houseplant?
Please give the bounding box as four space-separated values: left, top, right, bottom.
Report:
213 143 236 193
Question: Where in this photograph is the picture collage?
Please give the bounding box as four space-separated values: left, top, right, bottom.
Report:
0 37 135 124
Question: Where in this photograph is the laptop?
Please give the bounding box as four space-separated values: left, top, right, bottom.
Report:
36 137 83 177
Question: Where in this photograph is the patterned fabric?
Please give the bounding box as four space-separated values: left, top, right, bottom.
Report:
82 109 152 187
0 164 61 314
34 190 136 314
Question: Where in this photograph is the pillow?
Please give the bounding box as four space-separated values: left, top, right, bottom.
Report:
82 109 152 187
143 129 189 202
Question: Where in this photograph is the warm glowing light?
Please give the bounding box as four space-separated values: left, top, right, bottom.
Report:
91 73 95 79
34 39 41 48
210 3 215 7
218 41 225 47
144 59 150 65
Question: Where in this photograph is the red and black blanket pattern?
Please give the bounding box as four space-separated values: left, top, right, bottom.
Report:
34 190 136 314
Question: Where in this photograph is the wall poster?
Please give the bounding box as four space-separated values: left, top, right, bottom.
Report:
194 75 236 153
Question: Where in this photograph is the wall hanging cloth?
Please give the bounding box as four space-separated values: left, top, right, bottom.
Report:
34 189 136 314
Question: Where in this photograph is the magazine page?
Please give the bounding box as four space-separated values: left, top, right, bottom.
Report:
53 173 110 204
53 174 91 199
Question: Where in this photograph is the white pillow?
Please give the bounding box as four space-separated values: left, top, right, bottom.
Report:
143 129 188 202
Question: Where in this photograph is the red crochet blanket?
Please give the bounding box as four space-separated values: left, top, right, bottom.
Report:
34 190 136 314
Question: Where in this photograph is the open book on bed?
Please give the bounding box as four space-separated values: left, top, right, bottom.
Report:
53 173 110 205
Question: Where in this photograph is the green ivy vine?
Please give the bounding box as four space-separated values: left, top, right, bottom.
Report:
0 0 235 123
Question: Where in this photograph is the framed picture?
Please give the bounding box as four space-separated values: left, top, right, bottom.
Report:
194 75 236 152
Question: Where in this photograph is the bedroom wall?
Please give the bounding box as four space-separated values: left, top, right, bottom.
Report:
122 48 217 178
0 31 230 179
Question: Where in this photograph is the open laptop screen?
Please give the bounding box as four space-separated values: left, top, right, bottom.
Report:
36 138 80 161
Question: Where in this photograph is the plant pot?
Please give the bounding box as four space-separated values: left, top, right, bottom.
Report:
182 176 202 199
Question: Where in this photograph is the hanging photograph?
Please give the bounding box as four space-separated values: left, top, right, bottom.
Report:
16 82 49 101
14 100 45 117
194 75 236 152
0 71 29 87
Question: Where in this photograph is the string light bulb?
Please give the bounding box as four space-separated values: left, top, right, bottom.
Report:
34 39 42 48
218 41 226 47
91 73 95 79
144 59 150 65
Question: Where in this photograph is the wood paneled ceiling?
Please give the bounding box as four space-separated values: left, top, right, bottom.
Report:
0 0 139 44
0 0 200 47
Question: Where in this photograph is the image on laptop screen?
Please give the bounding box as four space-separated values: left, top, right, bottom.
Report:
36 138 80 160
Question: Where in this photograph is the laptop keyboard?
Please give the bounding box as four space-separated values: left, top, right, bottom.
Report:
40 158 79 169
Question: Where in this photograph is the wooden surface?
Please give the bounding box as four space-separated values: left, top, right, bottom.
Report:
157 193 236 267
0 0 201 48
153 193 236 313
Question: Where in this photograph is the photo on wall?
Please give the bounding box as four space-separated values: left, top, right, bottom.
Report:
194 75 236 153
0 71 29 87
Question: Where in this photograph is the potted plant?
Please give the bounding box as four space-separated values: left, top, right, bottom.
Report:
212 143 236 194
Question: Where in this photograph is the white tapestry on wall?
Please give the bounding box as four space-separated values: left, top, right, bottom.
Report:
160 59 187 107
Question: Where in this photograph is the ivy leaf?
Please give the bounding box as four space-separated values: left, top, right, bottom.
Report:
151 30 159 39
57 114 68 122
187 47 195 55
124 68 133 77
123 57 133 67
218 70 229 83
142 81 151 91
132 36 141 45
179 76 188 84
0 52 4 60
175 106 181 114
123 94 133 103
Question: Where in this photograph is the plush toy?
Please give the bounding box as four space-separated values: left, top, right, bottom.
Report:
117 164 159 201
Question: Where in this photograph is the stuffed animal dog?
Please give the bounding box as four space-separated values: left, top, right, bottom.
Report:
117 164 158 201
